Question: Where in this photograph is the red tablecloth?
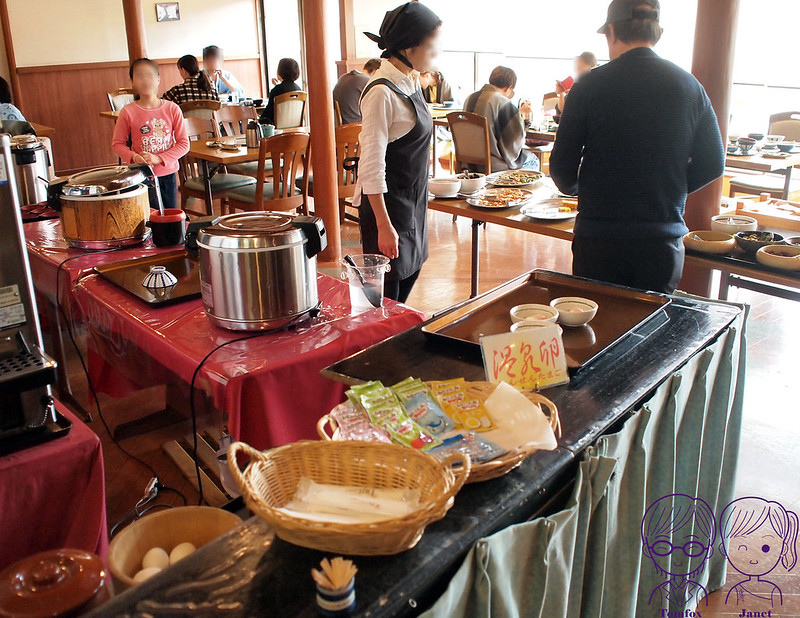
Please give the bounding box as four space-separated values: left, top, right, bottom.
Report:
73 273 425 449
0 402 108 571
24 218 171 306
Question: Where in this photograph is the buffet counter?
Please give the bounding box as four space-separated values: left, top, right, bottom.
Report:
90 284 745 617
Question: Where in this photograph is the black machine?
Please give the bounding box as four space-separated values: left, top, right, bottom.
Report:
0 133 62 454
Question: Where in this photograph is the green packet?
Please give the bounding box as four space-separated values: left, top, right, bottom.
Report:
363 395 408 425
346 380 385 405
380 418 442 451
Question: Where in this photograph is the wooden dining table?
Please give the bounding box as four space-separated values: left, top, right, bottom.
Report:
187 137 269 207
724 151 800 200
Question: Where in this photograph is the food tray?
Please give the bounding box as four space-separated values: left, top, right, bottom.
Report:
685 246 800 279
0 411 72 457
94 250 201 306
318 381 561 484
421 270 671 370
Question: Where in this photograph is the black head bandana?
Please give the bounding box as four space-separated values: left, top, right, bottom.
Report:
364 2 441 70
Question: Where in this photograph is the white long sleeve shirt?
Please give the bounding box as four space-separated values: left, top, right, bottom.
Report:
354 61 419 206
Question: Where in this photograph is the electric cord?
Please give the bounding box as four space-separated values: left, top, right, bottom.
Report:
188 303 321 505
55 252 187 508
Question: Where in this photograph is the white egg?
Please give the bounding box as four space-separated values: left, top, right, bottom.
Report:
141 547 170 570
169 542 197 564
132 566 162 584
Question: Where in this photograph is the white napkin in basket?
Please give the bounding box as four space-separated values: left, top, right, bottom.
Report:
482 382 557 452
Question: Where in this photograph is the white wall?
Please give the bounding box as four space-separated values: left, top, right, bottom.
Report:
144 0 259 59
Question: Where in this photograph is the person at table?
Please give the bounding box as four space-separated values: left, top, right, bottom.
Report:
549 0 724 294
463 66 539 172
202 45 245 98
162 55 218 105
332 58 381 124
555 51 597 116
0 77 24 121
356 2 441 303
259 58 301 126
419 70 456 105
112 58 190 211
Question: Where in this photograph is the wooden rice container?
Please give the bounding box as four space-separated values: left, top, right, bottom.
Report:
59 184 151 247
228 440 470 556
318 381 561 484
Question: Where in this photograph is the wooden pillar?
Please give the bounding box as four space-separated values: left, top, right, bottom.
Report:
337 0 356 77
122 0 148 61
680 0 740 295
302 0 341 263
0 0 22 110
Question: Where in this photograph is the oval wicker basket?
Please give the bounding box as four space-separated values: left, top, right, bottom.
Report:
318 381 561 485
228 440 470 556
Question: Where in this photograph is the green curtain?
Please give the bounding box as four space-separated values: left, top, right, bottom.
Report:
423 305 746 618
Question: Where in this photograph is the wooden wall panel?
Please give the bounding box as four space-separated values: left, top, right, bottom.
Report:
17 57 263 174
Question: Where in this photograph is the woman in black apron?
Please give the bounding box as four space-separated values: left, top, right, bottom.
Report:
358 3 441 303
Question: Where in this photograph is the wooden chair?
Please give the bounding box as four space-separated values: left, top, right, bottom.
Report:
214 104 257 137
335 124 361 222
177 117 255 216
107 87 135 111
274 91 307 129
729 111 800 199
447 111 492 175
225 132 310 214
333 100 343 127
180 99 222 125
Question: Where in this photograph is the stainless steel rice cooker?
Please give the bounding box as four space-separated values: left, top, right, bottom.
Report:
9 135 50 206
197 212 327 331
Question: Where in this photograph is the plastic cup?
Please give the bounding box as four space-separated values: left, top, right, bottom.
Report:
341 254 391 314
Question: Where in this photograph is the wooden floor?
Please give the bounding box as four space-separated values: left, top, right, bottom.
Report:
61 209 799 614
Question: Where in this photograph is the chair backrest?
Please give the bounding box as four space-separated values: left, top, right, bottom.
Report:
447 111 492 174
180 99 222 123
542 91 559 113
769 111 800 142
335 123 362 200
333 100 343 128
274 91 307 129
252 132 311 211
107 88 135 111
214 104 257 137
177 117 217 184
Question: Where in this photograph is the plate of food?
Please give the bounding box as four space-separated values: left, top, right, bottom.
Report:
520 198 578 220
486 170 545 188
467 188 534 209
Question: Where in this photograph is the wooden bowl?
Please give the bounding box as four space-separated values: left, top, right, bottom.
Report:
108 506 242 592
683 230 735 255
756 244 800 271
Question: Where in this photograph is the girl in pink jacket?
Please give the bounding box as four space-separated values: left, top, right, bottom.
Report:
112 58 189 210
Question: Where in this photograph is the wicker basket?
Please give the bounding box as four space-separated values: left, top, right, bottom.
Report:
228 440 470 556
317 381 561 485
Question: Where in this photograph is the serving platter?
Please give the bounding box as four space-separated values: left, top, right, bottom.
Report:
520 198 578 220
466 188 534 209
94 250 201 306
422 270 671 371
486 170 545 188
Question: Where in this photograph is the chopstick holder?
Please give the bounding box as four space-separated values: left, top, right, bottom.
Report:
312 557 357 616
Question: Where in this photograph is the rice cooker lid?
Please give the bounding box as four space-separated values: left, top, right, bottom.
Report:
63 165 146 196
197 212 306 250
10 134 45 151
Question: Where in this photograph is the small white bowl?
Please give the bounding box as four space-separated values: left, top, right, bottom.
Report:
710 214 758 235
510 304 559 324
756 244 800 271
510 319 563 334
457 173 486 195
549 297 598 327
766 134 785 143
428 177 461 198
683 230 736 255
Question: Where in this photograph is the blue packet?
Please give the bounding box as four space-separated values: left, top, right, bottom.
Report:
403 392 455 436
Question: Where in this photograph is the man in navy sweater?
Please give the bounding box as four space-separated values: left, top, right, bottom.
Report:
550 0 724 293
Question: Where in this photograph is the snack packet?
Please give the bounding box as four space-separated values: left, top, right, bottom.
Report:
381 418 442 451
429 432 506 464
430 378 467 417
363 396 408 425
391 377 429 402
450 398 496 432
403 392 454 436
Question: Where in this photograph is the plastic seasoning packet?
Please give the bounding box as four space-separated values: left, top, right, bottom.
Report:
390 377 429 402
429 378 468 418
428 432 507 464
363 396 408 426
450 398 496 432
402 391 454 436
381 418 442 451
346 381 385 406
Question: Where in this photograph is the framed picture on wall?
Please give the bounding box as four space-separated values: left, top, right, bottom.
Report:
156 2 180 22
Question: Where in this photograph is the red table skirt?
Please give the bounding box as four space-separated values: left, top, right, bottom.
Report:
76 274 425 450
0 402 108 571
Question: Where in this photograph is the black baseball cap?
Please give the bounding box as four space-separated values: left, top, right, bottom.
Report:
598 0 660 34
